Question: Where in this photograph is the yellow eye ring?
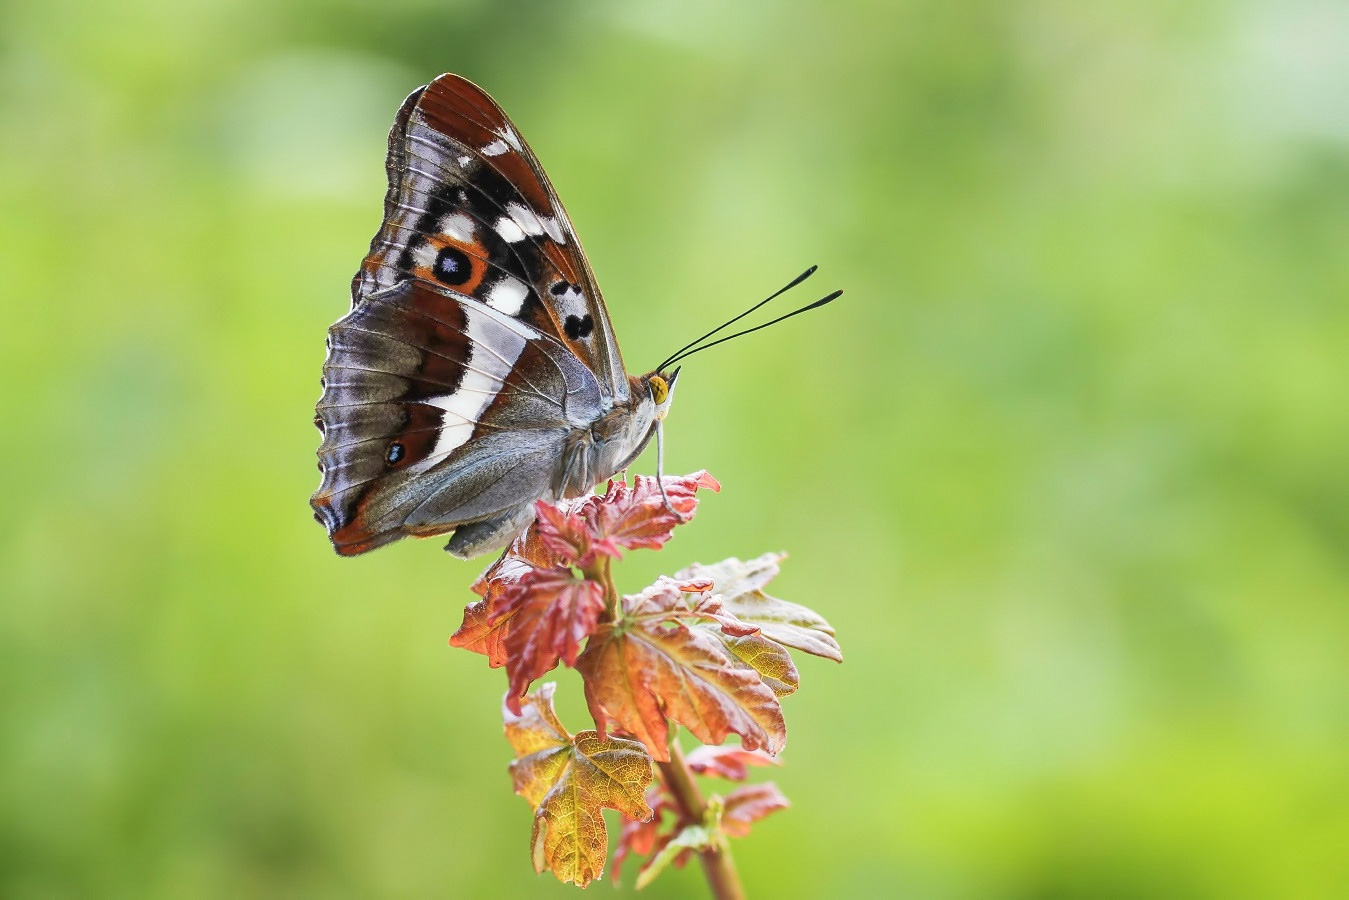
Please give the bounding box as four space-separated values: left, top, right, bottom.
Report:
649 375 669 405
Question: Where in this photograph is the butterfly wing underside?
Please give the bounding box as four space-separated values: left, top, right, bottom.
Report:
312 74 627 556
356 73 627 398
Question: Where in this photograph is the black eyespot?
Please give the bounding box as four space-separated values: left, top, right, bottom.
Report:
433 246 472 286
564 314 594 340
550 281 570 296
386 442 406 465
313 413 324 435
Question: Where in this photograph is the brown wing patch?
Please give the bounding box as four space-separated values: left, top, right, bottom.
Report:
417 77 554 214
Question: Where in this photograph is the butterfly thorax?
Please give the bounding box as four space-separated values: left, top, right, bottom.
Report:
557 378 664 499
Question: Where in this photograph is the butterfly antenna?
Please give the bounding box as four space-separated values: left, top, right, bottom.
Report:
654 418 686 521
656 265 818 373
662 289 843 368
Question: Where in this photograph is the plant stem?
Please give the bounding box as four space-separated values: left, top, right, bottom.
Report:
584 556 620 622
657 738 745 900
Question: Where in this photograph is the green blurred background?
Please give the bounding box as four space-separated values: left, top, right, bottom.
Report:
3 0 1347 896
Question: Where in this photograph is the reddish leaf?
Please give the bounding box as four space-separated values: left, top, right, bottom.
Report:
683 745 780 782
471 526 558 597
576 579 786 762
504 684 654 887
534 500 622 567
721 782 790 838
676 553 842 662
587 471 721 552
503 568 605 713
456 526 569 667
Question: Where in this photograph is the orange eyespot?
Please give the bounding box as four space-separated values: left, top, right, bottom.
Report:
649 375 669 405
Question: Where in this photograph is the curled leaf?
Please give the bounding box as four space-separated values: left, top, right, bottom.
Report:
448 588 516 668
712 631 799 698
683 745 781 782
675 553 842 662
454 529 561 666
587 471 721 552
504 685 654 887
535 500 622 567
721 782 790 838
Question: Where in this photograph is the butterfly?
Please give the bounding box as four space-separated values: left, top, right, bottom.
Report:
311 74 838 558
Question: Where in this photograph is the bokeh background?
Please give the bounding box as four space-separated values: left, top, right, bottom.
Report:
3 0 1347 896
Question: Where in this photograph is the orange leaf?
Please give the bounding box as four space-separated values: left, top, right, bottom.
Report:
504 685 654 887
449 585 516 667
576 579 786 762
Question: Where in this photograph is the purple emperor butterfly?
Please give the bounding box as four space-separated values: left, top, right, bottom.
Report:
311 74 838 558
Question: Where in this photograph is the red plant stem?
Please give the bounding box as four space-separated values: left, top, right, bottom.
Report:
657 739 745 900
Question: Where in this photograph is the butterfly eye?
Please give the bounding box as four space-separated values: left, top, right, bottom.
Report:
649 375 669 405
386 442 406 465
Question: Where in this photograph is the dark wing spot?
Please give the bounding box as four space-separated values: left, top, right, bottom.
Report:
433 246 472 286
550 281 570 296
386 442 406 466
313 413 324 435
564 314 594 340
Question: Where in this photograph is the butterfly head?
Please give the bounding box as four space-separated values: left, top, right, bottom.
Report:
646 367 679 422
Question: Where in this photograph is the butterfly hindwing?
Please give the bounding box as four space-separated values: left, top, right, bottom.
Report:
356 73 629 403
313 279 605 556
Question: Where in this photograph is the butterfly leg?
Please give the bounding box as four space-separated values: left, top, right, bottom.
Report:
444 502 538 559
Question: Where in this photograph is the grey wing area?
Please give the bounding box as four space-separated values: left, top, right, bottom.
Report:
311 279 605 557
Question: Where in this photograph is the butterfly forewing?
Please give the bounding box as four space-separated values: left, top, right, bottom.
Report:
356 74 628 403
313 74 664 559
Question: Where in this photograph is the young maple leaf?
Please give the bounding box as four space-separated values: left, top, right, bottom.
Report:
576 578 786 762
451 528 560 667
584 471 721 552
504 684 654 888
502 568 605 712
720 782 790 838
534 500 621 566
683 745 781 782
451 472 719 669
675 552 843 663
